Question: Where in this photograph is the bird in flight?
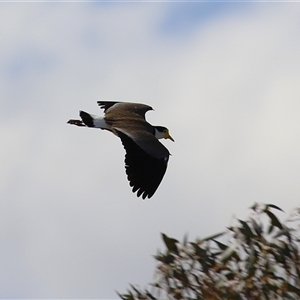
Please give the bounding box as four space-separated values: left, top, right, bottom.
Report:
67 101 174 199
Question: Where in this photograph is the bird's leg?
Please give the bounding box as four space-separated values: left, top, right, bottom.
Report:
67 119 86 127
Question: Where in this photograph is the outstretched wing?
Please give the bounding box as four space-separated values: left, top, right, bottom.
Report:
97 101 119 112
116 130 169 199
97 101 153 120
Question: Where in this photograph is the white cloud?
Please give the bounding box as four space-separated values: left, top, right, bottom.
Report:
1 2 300 298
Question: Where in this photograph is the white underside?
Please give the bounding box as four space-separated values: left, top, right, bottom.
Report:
90 114 163 140
92 115 111 130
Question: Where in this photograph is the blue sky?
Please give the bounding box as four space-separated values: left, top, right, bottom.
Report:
1 2 300 298
159 2 251 34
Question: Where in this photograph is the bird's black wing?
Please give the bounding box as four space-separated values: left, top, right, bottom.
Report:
97 101 153 119
97 101 119 112
116 130 169 199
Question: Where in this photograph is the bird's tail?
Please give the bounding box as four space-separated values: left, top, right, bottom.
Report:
80 111 94 127
79 111 110 130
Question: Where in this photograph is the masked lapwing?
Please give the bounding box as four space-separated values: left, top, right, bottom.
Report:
67 101 174 199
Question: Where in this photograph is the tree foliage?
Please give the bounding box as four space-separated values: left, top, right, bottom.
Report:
119 203 300 300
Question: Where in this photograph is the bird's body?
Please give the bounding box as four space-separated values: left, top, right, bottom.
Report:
68 101 173 199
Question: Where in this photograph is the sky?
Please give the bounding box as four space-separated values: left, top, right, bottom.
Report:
1 1 300 299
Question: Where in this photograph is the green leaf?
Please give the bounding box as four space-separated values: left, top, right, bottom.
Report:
130 284 142 296
145 291 157 300
190 242 206 257
116 291 135 300
249 241 256 265
265 210 283 229
238 219 254 238
155 253 175 264
213 239 228 250
250 218 262 236
173 269 189 287
202 231 225 242
161 233 179 255
266 204 284 212
268 224 274 234
273 227 294 239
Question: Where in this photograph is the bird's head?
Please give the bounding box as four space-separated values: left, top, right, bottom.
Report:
154 126 174 142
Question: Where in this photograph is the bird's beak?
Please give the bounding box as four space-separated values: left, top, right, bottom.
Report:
165 131 174 142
